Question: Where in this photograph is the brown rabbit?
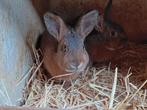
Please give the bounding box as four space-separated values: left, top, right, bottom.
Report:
40 10 99 80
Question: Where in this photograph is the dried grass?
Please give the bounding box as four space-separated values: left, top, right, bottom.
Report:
22 44 147 110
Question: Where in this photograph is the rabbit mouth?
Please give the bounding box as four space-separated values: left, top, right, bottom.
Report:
65 67 86 73
65 69 78 73
65 64 85 73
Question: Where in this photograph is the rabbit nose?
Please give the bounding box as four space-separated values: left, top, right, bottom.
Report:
70 63 79 69
70 62 83 70
66 62 84 73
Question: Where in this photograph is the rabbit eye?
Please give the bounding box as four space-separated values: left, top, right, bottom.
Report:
110 30 117 37
61 44 68 52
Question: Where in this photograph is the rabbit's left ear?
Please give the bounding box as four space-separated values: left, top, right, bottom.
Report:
44 12 68 41
76 10 99 39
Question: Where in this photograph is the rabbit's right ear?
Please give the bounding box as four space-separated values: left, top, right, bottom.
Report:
76 10 99 39
44 12 67 41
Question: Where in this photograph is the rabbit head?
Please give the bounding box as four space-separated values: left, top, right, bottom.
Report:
44 10 98 74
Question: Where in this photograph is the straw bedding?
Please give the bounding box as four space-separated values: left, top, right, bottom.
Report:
22 42 147 110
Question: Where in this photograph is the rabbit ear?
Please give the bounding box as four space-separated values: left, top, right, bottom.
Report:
44 12 67 41
76 10 99 39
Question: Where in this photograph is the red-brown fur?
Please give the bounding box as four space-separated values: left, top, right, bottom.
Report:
31 0 108 23
32 0 147 71
32 0 147 43
109 0 147 42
